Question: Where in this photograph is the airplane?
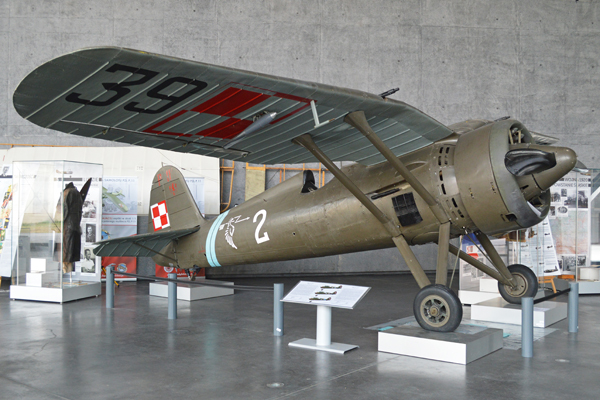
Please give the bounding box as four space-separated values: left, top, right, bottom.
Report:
13 47 578 332
102 186 129 213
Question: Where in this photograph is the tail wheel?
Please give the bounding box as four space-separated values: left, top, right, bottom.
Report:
498 264 538 304
413 284 463 332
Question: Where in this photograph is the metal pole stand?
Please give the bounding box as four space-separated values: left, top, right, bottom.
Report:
273 283 284 336
568 282 579 333
521 297 533 358
288 305 358 354
316 305 332 346
106 265 114 309
168 273 177 320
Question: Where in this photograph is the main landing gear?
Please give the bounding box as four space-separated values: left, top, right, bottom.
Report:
414 284 463 332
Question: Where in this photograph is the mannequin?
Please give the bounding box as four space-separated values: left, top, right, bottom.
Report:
61 179 91 273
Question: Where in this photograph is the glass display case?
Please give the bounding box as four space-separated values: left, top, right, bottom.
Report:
459 168 600 302
9 161 102 303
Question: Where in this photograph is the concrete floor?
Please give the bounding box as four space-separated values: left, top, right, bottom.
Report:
0 274 599 400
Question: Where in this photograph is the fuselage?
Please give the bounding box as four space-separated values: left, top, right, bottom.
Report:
155 118 576 270
160 131 468 269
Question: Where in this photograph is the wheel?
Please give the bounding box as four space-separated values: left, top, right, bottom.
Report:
413 284 463 332
498 264 538 304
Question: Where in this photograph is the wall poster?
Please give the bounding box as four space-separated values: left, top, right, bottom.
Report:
548 171 591 274
100 177 138 281
0 165 14 277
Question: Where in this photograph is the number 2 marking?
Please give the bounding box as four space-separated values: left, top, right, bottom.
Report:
253 210 270 244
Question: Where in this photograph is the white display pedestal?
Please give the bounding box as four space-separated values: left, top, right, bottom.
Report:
459 278 502 305
378 325 503 364
288 305 358 354
479 278 499 293
579 267 599 281
149 280 233 301
26 271 61 287
459 290 501 305
577 280 600 294
25 258 61 287
10 282 102 303
471 297 567 327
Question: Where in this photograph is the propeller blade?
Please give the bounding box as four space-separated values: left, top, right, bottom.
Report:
505 149 556 177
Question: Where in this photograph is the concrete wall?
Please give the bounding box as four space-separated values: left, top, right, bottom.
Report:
2 1 599 277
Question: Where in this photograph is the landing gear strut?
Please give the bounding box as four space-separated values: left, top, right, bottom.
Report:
413 284 463 332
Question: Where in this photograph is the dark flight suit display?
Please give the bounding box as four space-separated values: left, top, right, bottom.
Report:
62 182 84 273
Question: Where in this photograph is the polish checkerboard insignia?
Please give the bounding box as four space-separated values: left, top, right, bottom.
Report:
151 200 170 231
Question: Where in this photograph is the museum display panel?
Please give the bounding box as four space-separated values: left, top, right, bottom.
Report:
9 161 103 303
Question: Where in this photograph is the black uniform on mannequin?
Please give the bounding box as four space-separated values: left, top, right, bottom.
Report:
62 183 83 273
61 179 91 273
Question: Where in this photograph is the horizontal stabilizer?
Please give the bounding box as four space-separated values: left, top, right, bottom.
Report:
93 226 199 258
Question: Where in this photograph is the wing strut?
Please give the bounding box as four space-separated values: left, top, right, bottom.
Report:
344 111 453 286
292 133 431 288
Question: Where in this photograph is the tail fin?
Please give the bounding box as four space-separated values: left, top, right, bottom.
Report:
148 166 204 233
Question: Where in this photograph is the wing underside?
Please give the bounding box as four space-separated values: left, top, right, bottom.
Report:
14 47 453 165
93 226 199 258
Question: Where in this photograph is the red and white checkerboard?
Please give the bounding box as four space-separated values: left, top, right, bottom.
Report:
151 200 170 231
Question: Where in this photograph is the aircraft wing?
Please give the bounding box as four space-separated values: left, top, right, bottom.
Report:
13 47 453 166
93 226 199 258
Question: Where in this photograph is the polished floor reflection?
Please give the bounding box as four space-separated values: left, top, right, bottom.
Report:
0 274 598 399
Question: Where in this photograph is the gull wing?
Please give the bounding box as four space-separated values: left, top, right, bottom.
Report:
14 47 452 166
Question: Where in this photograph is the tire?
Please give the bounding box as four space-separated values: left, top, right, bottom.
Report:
498 264 538 304
413 284 463 332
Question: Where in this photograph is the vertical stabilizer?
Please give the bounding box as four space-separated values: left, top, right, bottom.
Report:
148 166 204 233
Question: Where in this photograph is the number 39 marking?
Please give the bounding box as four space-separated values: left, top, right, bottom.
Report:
253 210 270 244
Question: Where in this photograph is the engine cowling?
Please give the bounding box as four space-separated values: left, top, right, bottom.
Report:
453 119 576 235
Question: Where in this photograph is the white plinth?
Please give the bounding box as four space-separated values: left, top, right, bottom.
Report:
26 271 60 287
459 290 501 305
378 325 503 364
149 280 233 301
289 338 358 354
471 298 567 327
31 258 58 273
479 278 500 293
10 282 102 303
579 267 600 281
577 280 600 294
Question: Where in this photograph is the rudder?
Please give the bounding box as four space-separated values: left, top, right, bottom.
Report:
148 166 204 233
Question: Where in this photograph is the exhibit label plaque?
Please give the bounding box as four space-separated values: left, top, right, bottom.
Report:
282 280 370 309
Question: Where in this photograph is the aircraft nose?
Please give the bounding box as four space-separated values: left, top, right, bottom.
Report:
512 145 577 202
532 146 577 190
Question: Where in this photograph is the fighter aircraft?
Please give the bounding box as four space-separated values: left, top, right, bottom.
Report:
13 47 577 332
102 186 129 213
